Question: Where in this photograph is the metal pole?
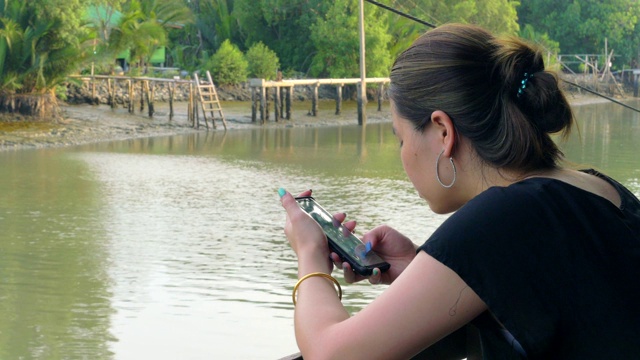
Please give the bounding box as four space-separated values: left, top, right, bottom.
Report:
358 0 367 126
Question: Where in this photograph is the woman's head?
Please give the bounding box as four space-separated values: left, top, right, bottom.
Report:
388 23 573 174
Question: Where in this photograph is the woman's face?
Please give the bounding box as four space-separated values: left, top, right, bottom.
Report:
391 104 461 214
391 106 448 213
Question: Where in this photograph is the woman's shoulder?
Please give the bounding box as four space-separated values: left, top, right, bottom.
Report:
481 168 638 211
578 168 640 210
429 169 637 245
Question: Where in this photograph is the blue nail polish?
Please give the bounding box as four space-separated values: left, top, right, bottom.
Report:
278 188 286 198
365 242 372 253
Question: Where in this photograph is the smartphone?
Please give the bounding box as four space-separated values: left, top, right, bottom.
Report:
294 196 390 276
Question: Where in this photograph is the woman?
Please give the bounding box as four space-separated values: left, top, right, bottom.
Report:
279 23 640 359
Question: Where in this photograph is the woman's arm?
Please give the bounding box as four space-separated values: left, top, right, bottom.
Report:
295 251 487 359
280 191 487 359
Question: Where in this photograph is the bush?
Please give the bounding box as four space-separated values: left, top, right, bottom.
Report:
246 42 280 80
204 40 248 85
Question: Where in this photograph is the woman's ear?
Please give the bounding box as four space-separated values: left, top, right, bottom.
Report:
430 110 456 157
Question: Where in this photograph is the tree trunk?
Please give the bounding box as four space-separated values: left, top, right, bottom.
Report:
0 92 60 119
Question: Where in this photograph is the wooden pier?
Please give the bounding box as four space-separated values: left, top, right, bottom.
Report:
69 74 392 128
69 74 205 127
248 77 390 124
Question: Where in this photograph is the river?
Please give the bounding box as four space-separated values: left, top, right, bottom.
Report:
0 100 638 359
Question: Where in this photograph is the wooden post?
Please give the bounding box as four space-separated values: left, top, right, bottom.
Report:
107 78 113 108
336 85 343 115
188 81 194 126
260 86 266 124
147 81 155 117
274 86 281 122
312 85 319 116
251 87 257 122
357 0 367 125
265 87 270 121
634 74 639 97
168 81 175 120
195 90 200 128
139 80 145 112
286 86 292 120
91 76 96 103
378 83 384 111
128 79 134 113
279 86 285 118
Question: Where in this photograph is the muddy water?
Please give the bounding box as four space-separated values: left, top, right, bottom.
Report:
0 100 638 359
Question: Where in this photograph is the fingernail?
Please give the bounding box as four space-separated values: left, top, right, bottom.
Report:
365 242 372 253
278 188 286 198
373 268 379 276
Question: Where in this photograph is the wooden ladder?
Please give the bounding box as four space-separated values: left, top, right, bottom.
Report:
194 71 227 130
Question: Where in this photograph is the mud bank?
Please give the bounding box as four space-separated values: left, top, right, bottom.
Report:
0 93 619 152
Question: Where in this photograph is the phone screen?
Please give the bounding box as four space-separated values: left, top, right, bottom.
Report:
295 196 389 272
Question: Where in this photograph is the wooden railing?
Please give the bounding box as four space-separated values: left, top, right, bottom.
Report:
69 75 201 126
248 77 390 124
68 74 393 127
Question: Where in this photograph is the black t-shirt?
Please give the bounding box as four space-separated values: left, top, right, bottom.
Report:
419 170 640 359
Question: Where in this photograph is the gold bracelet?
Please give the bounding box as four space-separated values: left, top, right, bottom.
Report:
292 272 342 306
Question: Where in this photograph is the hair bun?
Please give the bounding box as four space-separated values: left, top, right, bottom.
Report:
492 38 571 134
517 71 572 134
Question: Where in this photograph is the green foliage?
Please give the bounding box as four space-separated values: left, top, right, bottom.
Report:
389 0 519 35
0 0 91 94
204 39 248 85
519 24 560 68
246 42 280 80
519 0 640 66
31 0 91 43
93 0 193 71
167 0 236 70
233 0 325 72
309 0 392 78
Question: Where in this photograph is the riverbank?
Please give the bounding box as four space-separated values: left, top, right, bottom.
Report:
0 92 616 152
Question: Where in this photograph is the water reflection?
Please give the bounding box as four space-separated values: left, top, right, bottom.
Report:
0 150 114 359
567 100 640 193
0 100 638 359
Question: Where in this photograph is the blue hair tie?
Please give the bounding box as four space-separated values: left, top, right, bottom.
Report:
517 72 534 98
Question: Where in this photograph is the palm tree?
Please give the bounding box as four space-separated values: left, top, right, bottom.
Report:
0 0 91 117
169 0 237 71
107 0 192 73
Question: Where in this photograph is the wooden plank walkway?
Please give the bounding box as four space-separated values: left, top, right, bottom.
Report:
248 77 390 123
69 74 393 127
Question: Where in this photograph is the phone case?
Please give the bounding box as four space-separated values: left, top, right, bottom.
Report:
295 196 390 276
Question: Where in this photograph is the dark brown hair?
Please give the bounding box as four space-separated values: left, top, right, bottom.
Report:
388 23 573 172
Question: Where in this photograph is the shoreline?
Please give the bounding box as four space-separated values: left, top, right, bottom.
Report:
0 93 617 152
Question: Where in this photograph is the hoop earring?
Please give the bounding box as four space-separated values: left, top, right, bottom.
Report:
436 149 456 188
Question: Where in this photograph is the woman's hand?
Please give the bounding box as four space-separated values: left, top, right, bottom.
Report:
331 224 418 285
279 189 333 274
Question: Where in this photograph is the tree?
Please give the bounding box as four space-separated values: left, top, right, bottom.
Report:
204 39 248 85
31 0 90 43
519 24 561 69
309 0 392 78
233 0 325 73
102 0 192 71
168 0 239 71
373 0 520 69
518 0 640 67
246 42 280 80
0 0 92 117
388 0 519 35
